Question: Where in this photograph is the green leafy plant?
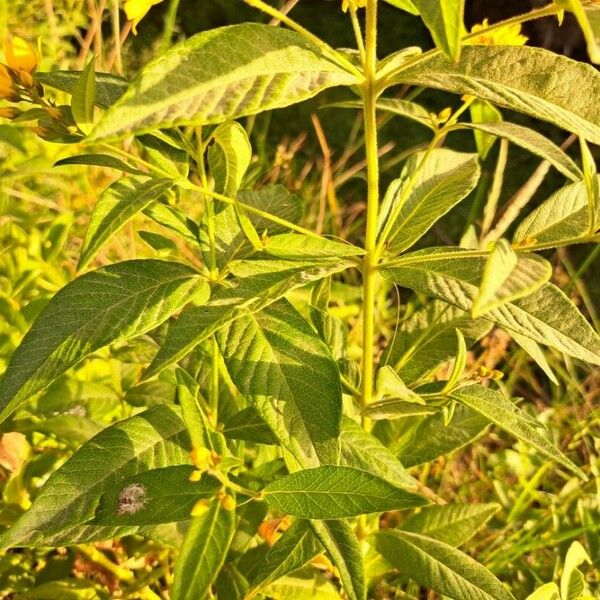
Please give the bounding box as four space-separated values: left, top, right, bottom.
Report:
0 0 599 598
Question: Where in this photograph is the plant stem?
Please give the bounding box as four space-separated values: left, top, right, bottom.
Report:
361 0 379 416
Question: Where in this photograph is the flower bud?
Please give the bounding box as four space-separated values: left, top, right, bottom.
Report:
0 64 17 101
0 106 20 119
4 35 38 74
18 69 34 88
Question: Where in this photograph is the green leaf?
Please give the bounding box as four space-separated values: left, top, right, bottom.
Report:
176 368 227 454
450 384 585 478
18 580 106 600
217 299 342 467
400 503 499 546
332 97 435 130
391 45 600 143
172 497 236 600
339 416 416 491
262 571 340 600
580 137 599 233
381 300 491 385
382 0 418 14
138 230 178 253
381 247 600 365
364 400 439 420
379 149 480 254
222 406 278 445
309 519 366 600
71 57 96 133
391 404 489 467
375 365 425 403
250 520 323 595
412 0 465 61
137 132 190 178
0 260 207 424
471 239 551 318
146 259 350 380
372 530 515 600
561 541 592 600
513 179 600 248
93 465 221 525
262 234 364 259
263 465 426 519
468 99 502 160
525 583 561 600
209 121 252 198
509 330 559 386
36 70 127 108
78 177 174 270
54 153 145 175
0 405 189 548
443 329 467 391
200 185 303 269
453 121 582 181
90 24 356 141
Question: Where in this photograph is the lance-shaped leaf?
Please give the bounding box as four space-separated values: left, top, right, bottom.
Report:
54 153 146 175
450 384 585 478
0 260 208 423
390 45 600 143
471 239 551 318
339 416 417 490
381 247 600 365
93 465 221 525
208 121 251 199
200 185 304 270
0 405 189 548
309 519 366 600
400 503 499 547
90 24 357 141
172 497 236 600
331 97 435 130
509 330 559 386
78 177 174 270
216 299 342 467
378 149 480 254
262 466 427 519
262 234 364 259
451 121 582 181
412 0 465 61
146 259 351 379
391 404 489 467
381 300 491 385
250 520 323 595
71 57 96 133
372 530 515 600
35 70 128 108
514 179 600 249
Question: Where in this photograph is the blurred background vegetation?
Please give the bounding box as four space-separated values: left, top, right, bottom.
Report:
0 1 598 598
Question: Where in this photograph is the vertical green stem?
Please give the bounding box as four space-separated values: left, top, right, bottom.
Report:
361 0 379 416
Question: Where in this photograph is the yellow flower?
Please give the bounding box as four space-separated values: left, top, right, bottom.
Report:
0 64 16 101
4 35 38 74
342 0 367 12
124 0 165 34
466 18 528 46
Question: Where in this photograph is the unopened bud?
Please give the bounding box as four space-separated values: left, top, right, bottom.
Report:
190 499 210 517
0 107 20 119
